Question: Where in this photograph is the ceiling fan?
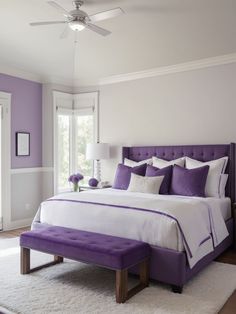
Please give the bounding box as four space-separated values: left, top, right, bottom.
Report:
30 0 124 37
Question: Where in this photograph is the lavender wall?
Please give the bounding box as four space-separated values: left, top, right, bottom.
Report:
0 73 42 168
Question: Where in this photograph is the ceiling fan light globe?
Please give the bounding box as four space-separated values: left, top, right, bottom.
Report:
69 20 85 31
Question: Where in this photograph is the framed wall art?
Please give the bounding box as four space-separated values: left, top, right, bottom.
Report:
16 132 30 156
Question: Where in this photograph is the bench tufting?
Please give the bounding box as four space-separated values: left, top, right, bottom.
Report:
20 226 151 303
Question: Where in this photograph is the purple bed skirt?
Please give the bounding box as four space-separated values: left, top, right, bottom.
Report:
130 218 234 287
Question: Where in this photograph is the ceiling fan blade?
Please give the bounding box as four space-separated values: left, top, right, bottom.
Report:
60 25 69 39
47 1 72 17
89 7 124 23
30 21 67 26
86 23 111 36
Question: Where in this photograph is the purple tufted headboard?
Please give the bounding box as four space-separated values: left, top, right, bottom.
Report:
123 144 235 203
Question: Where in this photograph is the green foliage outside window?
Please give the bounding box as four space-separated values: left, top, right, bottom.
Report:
76 115 93 182
57 113 94 191
58 115 70 189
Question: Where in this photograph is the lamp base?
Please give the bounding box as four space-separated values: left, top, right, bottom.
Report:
94 160 101 182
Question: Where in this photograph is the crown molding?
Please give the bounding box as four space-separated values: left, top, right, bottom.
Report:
1 52 236 87
99 53 236 86
0 62 73 87
0 63 42 83
42 75 74 87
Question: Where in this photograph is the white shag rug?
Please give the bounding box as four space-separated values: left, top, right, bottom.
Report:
0 238 235 314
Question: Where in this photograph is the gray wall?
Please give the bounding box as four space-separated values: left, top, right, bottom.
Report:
11 172 42 221
99 63 236 182
41 62 236 192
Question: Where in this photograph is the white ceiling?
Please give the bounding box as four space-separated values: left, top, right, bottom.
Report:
0 0 235 86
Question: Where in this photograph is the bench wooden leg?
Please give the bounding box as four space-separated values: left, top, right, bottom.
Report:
116 269 128 303
20 247 64 275
21 247 30 274
115 258 149 303
54 255 64 263
139 259 149 287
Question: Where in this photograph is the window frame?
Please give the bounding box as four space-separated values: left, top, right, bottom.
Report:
53 91 98 194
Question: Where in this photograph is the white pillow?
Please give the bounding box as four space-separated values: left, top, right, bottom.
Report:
152 156 185 168
128 173 164 194
124 158 152 167
219 174 228 198
185 156 228 197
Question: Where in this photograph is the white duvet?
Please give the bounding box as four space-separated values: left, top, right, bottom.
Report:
32 189 229 268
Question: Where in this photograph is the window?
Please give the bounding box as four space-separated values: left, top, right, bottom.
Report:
57 112 70 190
75 110 94 178
54 92 98 193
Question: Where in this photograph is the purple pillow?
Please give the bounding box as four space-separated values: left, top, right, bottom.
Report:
170 165 209 197
145 165 172 194
113 163 147 190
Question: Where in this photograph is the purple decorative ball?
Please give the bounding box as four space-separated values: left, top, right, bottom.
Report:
89 178 98 187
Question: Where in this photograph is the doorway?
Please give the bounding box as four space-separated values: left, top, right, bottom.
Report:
0 92 11 231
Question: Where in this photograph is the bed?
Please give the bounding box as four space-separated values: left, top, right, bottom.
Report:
33 144 235 292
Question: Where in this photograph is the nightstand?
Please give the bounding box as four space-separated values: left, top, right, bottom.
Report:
79 185 111 192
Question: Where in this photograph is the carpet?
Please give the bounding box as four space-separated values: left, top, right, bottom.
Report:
0 238 235 314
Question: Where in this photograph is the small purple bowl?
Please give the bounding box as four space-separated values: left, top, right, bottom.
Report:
88 178 98 187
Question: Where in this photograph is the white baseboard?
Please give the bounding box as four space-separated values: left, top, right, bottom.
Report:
3 218 32 231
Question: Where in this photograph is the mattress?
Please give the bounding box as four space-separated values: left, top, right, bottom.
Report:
33 189 230 268
169 196 231 221
216 197 231 221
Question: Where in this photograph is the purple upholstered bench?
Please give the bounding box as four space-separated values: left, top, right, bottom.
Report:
20 226 150 303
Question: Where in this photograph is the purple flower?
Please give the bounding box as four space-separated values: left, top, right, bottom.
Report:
68 173 84 183
75 173 84 181
72 176 79 184
68 175 74 183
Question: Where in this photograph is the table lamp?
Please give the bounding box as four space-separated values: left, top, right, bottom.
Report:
86 143 110 182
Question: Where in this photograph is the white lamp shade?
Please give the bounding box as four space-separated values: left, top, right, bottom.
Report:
86 143 110 160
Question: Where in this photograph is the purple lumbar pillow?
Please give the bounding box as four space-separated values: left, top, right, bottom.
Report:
113 163 147 190
145 165 173 195
88 178 98 187
170 165 209 197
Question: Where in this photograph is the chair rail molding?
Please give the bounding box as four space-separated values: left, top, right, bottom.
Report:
11 167 54 174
